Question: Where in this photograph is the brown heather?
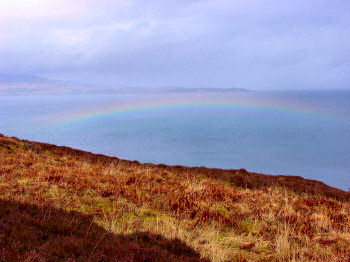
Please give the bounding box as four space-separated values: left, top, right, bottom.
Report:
0 134 349 261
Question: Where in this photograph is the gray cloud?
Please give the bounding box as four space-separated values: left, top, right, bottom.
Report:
0 0 350 89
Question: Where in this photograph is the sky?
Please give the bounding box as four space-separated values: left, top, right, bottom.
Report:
0 0 350 90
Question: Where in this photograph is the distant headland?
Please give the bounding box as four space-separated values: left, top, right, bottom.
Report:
0 73 248 96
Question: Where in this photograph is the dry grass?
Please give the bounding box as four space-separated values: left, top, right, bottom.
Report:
0 134 349 261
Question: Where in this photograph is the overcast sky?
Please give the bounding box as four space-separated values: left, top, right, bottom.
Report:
1 0 350 90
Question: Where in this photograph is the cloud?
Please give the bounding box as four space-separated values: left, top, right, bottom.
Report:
0 0 350 89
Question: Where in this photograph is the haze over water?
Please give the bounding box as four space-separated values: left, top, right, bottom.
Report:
1 90 349 190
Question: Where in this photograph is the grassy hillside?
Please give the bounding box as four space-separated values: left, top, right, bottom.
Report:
0 134 349 261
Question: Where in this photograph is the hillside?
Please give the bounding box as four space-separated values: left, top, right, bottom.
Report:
0 134 349 261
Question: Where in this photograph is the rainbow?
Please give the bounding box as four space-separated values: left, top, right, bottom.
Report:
40 94 348 128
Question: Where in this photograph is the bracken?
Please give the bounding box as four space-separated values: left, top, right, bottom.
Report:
0 134 349 261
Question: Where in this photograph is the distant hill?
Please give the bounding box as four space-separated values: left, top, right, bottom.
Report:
0 73 52 84
0 73 248 95
0 73 93 95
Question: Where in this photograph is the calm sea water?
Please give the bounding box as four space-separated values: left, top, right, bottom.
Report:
0 90 349 190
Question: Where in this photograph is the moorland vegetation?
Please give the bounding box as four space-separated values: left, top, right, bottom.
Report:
0 134 349 261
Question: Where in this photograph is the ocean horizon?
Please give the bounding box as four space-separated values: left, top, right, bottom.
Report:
1 89 349 190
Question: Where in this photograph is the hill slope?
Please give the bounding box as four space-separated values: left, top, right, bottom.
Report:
0 134 349 261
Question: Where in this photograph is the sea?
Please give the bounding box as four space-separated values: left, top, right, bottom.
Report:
0 90 349 190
